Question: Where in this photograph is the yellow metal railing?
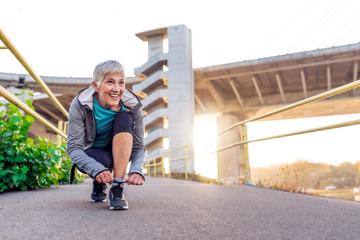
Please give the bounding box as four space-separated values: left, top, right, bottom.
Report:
0 85 67 139
144 145 192 180
0 28 68 140
145 117 360 181
0 27 69 118
145 79 360 181
198 118 360 157
56 120 68 145
145 116 360 175
215 80 360 148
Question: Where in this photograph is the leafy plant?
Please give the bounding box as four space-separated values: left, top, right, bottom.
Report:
0 95 81 192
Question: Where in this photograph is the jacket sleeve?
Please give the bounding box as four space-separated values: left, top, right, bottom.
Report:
67 98 108 178
128 106 146 179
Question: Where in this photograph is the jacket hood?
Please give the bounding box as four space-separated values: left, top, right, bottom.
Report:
77 87 142 110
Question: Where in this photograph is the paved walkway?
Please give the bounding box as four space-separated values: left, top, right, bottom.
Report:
0 177 359 240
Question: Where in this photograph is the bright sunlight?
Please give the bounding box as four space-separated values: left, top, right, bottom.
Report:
193 114 219 180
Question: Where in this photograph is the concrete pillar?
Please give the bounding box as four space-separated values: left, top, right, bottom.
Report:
167 25 194 174
217 113 249 184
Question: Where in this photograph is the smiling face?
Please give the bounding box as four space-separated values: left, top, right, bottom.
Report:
92 72 125 111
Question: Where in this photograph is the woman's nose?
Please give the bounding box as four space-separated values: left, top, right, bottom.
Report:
113 83 121 91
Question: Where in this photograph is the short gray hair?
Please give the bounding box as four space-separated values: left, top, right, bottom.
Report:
93 60 125 84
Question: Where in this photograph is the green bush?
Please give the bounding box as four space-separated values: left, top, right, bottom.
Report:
0 99 81 192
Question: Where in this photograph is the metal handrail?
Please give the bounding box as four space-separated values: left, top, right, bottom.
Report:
147 117 360 174
145 144 192 179
0 85 67 139
156 79 360 158
218 79 360 135
208 118 360 156
0 27 69 118
144 161 163 167
145 79 360 180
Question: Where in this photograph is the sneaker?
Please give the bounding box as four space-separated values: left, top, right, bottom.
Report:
91 180 107 202
109 182 128 210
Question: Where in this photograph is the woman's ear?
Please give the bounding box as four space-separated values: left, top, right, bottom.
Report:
91 80 99 92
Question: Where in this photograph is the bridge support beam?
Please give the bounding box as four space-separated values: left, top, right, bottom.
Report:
217 113 250 184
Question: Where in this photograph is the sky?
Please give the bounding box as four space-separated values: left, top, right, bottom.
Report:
247 113 360 168
1 0 360 77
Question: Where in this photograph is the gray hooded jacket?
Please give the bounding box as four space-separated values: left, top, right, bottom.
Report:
67 87 145 178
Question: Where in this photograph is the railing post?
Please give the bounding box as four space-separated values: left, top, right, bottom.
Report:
185 146 189 180
63 121 68 135
57 120 64 146
162 158 165 177
154 160 157 177
239 124 251 183
168 151 172 178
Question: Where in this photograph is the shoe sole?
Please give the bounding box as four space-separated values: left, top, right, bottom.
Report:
91 199 106 203
109 204 128 210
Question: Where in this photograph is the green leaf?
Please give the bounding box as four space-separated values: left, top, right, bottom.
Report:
12 173 27 187
0 169 7 177
5 148 16 156
14 155 26 163
25 99 32 106
3 131 13 137
25 115 34 123
9 116 21 124
21 165 29 174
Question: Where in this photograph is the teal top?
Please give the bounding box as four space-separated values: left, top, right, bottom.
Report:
92 96 125 149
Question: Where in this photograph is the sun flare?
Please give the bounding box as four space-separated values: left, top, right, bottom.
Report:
193 114 219 180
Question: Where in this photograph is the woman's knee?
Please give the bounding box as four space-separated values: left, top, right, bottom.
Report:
113 112 133 136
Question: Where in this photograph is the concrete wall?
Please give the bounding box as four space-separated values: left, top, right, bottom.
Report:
29 120 57 142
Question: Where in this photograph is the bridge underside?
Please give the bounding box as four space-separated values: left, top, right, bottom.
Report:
194 43 360 120
193 43 360 183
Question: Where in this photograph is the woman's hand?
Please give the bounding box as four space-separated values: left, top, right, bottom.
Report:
95 170 113 184
127 173 144 185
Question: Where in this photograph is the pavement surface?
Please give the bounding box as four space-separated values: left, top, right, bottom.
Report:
0 177 359 240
